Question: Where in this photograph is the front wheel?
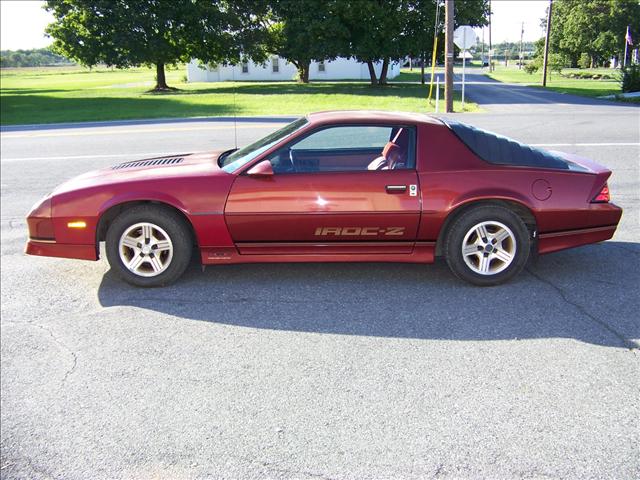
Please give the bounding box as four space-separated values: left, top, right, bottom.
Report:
105 205 193 287
444 205 531 286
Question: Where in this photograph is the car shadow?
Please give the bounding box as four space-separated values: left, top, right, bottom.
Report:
97 241 639 349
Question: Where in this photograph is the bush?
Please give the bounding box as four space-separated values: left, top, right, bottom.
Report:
549 53 566 74
564 70 616 80
578 53 591 69
621 64 640 93
524 60 540 74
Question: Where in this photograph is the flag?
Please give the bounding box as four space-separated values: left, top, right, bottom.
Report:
625 26 633 46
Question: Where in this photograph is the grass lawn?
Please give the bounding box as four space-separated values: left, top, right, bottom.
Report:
486 65 624 98
0 65 477 125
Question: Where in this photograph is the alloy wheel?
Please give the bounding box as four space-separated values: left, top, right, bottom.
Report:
461 221 517 275
118 222 173 277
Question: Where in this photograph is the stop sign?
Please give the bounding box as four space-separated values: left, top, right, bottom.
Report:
454 25 476 50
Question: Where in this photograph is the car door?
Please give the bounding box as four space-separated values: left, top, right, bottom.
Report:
224 124 421 255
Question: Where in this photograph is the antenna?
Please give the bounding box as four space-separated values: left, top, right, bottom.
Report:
232 62 238 150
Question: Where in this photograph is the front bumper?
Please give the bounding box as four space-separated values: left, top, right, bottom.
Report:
25 239 97 261
25 194 98 261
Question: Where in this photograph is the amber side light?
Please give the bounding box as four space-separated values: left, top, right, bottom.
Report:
67 221 87 229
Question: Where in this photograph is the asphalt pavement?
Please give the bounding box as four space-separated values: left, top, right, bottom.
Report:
1 79 639 479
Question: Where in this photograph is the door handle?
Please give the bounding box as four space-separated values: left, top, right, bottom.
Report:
385 185 407 193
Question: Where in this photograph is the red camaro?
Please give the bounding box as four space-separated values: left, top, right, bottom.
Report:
26 111 622 287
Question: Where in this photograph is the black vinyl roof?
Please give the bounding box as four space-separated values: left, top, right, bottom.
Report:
442 119 587 171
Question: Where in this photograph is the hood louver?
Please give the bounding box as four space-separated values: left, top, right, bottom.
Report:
112 156 184 170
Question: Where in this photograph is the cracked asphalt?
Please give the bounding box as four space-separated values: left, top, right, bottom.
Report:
1 85 639 479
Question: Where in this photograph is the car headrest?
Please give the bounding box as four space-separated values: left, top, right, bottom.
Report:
382 142 401 158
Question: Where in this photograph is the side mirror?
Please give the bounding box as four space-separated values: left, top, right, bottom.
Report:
246 160 274 176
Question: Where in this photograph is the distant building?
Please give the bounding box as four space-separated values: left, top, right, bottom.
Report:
187 56 401 82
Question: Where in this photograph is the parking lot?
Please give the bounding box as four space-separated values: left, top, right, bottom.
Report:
1 90 639 478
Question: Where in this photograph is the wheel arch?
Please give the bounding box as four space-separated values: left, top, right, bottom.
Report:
96 200 198 248
435 198 537 256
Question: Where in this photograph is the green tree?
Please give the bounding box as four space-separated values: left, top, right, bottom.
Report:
187 0 273 74
400 0 438 84
549 0 640 67
269 0 350 83
337 0 407 85
0 47 72 68
339 0 489 86
45 0 200 90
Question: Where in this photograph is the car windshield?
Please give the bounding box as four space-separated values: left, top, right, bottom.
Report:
220 118 308 173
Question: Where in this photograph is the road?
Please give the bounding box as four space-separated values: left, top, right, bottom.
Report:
455 71 633 113
1 84 639 479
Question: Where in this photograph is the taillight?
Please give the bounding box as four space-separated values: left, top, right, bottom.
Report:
591 183 610 203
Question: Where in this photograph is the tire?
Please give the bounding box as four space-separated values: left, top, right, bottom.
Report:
105 204 193 287
444 205 531 286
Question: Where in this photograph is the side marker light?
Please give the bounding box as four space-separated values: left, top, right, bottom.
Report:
67 221 87 229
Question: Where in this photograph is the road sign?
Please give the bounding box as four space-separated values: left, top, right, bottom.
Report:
453 26 476 50
453 26 476 110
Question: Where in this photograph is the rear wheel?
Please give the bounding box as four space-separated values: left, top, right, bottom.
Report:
444 205 531 286
105 205 193 287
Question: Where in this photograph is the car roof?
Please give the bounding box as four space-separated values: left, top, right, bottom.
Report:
306 110 444 126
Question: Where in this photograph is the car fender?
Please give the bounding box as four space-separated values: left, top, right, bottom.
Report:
97 190 190 218
97 190 236 249
421 187 539 247
450 188 536 214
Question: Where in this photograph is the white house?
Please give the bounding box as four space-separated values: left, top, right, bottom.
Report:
187 56 401 82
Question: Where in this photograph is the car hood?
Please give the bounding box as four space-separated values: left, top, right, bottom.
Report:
53 150 229 195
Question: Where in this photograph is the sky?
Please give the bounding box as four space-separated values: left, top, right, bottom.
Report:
475 0 549 45
0 0 549 52
1 0 53 50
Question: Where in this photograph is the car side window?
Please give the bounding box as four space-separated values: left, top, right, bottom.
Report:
266 125 416 174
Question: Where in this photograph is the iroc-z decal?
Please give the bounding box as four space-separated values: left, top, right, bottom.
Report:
314 226 405 236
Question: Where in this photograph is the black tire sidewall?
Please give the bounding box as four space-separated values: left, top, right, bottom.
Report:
444 205 531 286
105 205 192 287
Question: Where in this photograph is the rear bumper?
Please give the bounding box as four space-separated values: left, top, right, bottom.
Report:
538 225 619 255
538 202 622 255
25 239 98 261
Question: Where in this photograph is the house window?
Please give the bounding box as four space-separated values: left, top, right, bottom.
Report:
241 61 249 74
272 57 279 73
318 61 326 73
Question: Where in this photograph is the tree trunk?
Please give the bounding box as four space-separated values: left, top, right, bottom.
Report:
155 62 169 90
293 61 310 83
366 60 378 86
300 63 310 83
421 52 425 85
379 58 390 85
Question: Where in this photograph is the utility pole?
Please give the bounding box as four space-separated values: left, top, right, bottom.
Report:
519 22 524 69
542 0 553 87
488 0 492 71
481 26 485 69
445 0 454 112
